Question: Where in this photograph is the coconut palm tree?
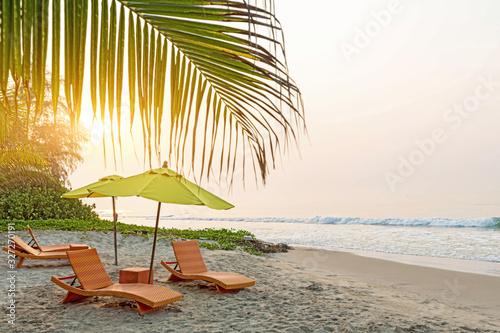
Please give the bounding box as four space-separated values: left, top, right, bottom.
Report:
0 77 88 187
0 0 304 184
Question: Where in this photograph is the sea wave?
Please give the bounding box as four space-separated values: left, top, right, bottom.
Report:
148 216 500 228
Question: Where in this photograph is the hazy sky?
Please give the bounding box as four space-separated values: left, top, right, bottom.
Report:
70 0 500 219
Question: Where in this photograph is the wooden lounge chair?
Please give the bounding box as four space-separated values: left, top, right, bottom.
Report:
2 236 69 268
51 248 182 315
26 225 89 252
161 240 256 293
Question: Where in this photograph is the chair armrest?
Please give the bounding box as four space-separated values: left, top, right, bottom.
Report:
51 276 82 291
3 247 30 257
161 260 181 274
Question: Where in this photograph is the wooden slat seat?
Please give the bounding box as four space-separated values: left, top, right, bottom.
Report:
27 225 89 252
51 248 182 315
2 236 69 268
161 240 255 293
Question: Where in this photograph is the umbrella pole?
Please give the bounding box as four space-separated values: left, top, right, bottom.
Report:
112 196 118 266
148 202 162 284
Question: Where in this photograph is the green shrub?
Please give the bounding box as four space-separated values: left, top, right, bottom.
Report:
0 185 98 220
0 219 260 255
198 242 219 250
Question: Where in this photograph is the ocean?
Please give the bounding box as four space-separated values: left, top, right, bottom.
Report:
115 215 500 276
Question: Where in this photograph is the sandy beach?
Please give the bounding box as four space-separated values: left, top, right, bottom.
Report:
2 229 499 332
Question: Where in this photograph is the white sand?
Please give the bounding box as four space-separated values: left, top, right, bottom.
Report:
2 229 499 332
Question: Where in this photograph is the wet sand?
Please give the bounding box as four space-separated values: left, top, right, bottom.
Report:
281 247 500 318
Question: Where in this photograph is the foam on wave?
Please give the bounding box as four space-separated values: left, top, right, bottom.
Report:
152 216 499 228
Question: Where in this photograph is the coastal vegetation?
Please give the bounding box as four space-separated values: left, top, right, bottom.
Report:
0 79 96 220
0 185 98 220
0 219 262 254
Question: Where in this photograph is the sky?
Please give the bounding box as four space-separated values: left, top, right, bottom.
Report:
69 0 500 219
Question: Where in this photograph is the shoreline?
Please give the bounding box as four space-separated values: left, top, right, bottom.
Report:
116 216 500 265
281 246 500 319
289 244 500 277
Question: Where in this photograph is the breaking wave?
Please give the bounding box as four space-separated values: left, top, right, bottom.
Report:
152 216 500 228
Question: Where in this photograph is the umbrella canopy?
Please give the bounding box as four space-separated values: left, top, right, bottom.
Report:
89 165 234 283
62 175 124 265
62 175 124 198
88 168 233 209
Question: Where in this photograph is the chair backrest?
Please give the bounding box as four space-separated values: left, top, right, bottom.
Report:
171 240 208 274
26 225 42 249
67 248 114 290
12 236 40 256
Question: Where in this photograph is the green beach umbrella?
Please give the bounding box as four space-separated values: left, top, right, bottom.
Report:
62 175 124 265
62 175 124 198
89 163 234 284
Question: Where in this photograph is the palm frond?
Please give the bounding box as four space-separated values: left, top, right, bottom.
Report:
0 0 305 184
0 143 48 171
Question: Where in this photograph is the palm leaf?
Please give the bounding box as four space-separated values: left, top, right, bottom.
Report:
0 0 304 185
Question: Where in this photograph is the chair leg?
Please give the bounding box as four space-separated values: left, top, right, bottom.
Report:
16 257 25 268
135 301 163 316
62 291 88 303
167 274 182 282
215 285 240 294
